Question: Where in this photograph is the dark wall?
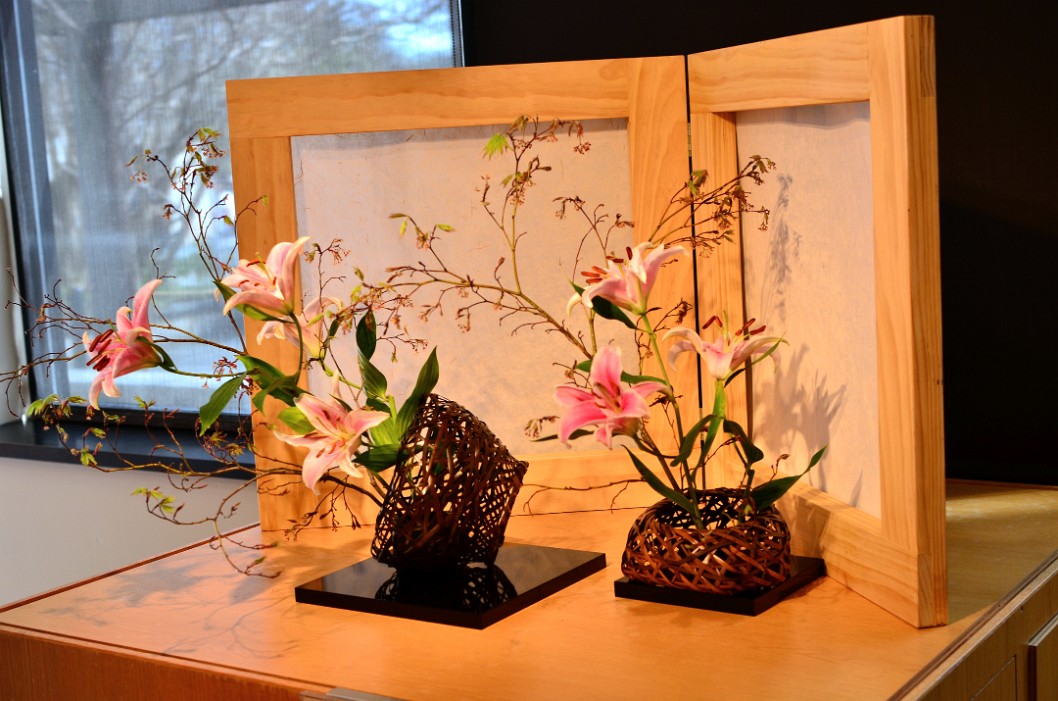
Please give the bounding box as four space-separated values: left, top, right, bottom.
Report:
462 1 1058 483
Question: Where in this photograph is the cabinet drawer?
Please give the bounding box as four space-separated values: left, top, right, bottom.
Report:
1029 612 1058 700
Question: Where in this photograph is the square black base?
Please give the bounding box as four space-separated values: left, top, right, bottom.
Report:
613 556 825 616
295 544 606 629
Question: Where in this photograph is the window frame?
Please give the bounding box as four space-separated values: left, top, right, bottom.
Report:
0 0 464 466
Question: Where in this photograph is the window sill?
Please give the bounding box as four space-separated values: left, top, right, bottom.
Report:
0 419 254 476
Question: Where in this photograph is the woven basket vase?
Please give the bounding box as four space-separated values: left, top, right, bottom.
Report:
621 488 791 595
370 394 528 571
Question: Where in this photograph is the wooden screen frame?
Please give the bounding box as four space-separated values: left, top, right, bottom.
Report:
226 57 691 533
689 16 945 627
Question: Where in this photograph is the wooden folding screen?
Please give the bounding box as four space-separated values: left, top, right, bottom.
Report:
227 16 943 627
688 16 945 627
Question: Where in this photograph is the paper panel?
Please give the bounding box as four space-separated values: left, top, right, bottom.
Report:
736 102 880 517
292 120 636 455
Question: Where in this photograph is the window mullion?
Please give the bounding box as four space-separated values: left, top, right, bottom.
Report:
1 0 64 402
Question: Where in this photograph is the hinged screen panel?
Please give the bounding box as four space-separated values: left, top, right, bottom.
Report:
226 57 691 529
688 16 945 627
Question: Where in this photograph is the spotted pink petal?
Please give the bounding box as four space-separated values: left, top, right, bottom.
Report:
129 278 163 331
295 393 346 435
270 236 309 307
665 324 781 381
640 244 685 291
221 237 309 317
300 442 347 492
275 392 388 492
588 343 625 393
83 280 164 408
554 346 663 448
583 269 638 311
580 243 686 315
557 396 608 443
223 288 289 318
340 408 390 439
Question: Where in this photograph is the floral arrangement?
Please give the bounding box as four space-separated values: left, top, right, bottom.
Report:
3 118 823 576
385 117 825 529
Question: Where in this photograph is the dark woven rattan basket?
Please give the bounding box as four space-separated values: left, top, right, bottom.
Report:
620 488 791 595
370 394 528 571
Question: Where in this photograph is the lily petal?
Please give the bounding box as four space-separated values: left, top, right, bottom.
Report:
554 345 664 448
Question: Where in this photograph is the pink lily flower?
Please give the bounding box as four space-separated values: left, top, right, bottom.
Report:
555 345 666 448
257 295 341 359
82 279 165 408
221 236 309 318
574 242 686 315
665 316 783 381
275 392 389 491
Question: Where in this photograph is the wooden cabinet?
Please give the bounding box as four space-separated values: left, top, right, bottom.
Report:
973 660 1016 701
908 551 1058 699
2 481 1057 701
1029 613 1058 699
900 484 1058 700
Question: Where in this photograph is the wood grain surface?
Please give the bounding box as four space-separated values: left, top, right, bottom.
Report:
4 482 1058 701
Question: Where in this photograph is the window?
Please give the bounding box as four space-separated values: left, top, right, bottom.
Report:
0 0 462 418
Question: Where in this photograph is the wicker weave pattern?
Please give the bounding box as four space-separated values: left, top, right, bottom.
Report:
621 488 791 594
371 394 528 570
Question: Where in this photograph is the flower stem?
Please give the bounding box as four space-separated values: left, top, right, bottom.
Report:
639 311 697 509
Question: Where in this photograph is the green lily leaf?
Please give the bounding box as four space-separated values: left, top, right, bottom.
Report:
369 418 403 447
532 428 593 443
251 391 266 414
806 445 828 469
356 311 377 361
624 447 697 516
353 444 404 472
699 382 727 457
621 371 667 386
750 445 826 511
252 374 301 412
571 282 636 329
723 419 765 466
213 279 235 302
364 396 390 414
198 375 244 435
238 355 301 410
751 475 803 512
394 348 439 437
360 357 388 399
276 405 313 435
238 355 284 385
671 414 713 466
145 340 178 373
699 414 724 461
589 297 636 329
